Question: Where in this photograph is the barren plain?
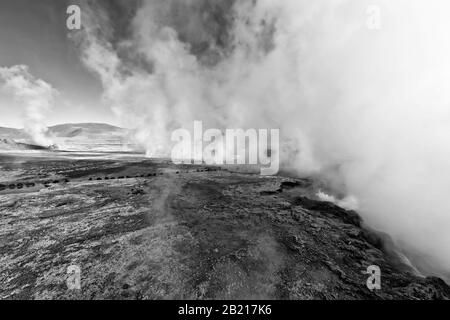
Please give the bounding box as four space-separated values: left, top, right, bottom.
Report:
0 151 449 299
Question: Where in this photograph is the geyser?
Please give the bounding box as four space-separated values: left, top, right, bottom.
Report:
0 65 56 147
74 0 450 277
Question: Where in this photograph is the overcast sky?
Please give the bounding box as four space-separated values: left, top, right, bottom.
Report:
0 0 117 128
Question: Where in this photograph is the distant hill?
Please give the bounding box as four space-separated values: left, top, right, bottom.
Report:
48 123 126 138
0 123 134 152
0 127 29 140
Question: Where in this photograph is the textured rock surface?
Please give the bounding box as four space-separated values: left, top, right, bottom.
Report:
0 153 449 300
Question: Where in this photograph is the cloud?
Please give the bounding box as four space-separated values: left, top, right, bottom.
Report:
74 0 450 274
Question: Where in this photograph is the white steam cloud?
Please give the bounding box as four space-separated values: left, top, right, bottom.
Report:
75 0 450 275
316 190 359 212
0 65 56 146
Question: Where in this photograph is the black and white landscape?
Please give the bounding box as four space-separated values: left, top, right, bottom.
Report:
1 0 450 301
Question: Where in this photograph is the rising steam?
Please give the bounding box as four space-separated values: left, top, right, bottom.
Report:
74 0 450 275
0 65 56 146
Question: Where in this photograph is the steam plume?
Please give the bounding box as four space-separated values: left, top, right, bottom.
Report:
0 65 56 146
74 0 450 275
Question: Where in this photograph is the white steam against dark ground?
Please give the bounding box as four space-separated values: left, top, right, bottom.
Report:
71 0 450 273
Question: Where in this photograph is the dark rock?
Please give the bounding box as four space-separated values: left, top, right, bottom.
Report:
131 188 145 195
280 181 302 190
55 202 68 208
260 190 280 196
293 196 362 227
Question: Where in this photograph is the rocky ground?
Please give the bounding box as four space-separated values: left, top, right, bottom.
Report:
0 152 449 300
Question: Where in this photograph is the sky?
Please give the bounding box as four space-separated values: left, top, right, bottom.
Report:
0 0 118 128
